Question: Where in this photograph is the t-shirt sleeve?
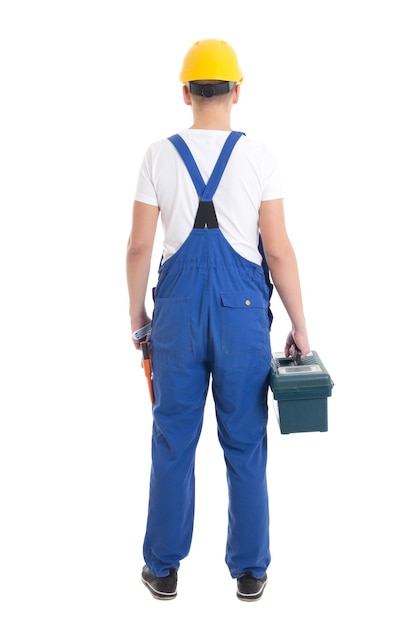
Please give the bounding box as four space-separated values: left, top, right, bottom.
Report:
134 148 159 206
261 146 284 201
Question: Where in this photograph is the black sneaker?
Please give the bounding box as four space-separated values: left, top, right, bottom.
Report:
141 565 177 600
236 572 268 601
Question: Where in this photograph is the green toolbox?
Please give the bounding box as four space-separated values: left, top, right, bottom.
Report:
269 351 334 434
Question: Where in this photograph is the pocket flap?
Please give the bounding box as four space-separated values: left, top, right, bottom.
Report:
220 291 265 309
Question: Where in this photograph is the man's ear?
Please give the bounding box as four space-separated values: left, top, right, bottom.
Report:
232 83 241 104
183 84 192 105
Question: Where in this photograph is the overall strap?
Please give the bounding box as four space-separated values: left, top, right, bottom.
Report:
167 134 206 198
168 131 244 201
168 131 244 229
203 131 244 201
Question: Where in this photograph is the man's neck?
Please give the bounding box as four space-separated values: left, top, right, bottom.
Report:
190 109 232 131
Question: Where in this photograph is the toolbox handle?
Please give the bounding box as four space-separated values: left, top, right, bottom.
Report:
294 348 303 366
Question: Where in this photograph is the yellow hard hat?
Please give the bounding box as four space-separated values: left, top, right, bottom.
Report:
179 39 243 84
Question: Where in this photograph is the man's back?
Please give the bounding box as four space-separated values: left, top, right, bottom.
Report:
134 129 283 265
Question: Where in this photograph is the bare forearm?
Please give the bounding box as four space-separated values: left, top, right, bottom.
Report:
126 201 159 347
126 244 152 326
266 248 307 332
267 249 310 357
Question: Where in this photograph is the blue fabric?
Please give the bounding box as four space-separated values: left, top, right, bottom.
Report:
143 134 272 579
168 131 244 201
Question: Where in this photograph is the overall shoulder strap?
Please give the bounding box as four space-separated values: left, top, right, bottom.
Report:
202 131 244 201
167 131 244 201
167 134 206 198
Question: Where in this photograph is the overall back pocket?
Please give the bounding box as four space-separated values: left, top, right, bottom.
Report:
220 291 269 354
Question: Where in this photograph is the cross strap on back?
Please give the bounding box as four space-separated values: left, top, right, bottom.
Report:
168 131 244 202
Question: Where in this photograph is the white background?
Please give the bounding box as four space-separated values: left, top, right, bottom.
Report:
1 1 416 624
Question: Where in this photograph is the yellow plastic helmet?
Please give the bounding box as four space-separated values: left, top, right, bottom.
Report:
179 39 243 84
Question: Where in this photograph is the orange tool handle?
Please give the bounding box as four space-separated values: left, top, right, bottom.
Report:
140 341 154 405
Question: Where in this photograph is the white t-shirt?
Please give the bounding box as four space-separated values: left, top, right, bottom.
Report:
134 129 284 265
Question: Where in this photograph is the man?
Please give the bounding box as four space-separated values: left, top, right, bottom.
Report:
126 38 310 602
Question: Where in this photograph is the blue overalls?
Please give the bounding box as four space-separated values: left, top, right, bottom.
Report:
143 131 272 579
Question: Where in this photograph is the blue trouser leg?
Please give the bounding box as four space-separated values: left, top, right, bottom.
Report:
212 346 271 578
143 307 210 577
